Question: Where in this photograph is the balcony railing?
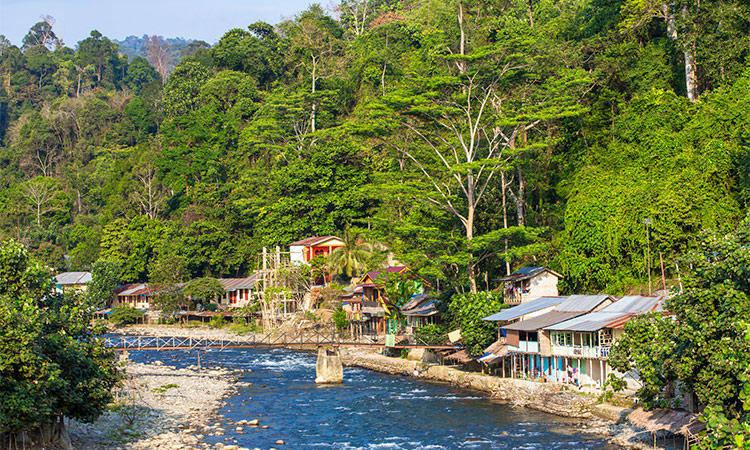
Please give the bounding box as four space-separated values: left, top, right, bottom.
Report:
508 340 540 354
551 344 609 358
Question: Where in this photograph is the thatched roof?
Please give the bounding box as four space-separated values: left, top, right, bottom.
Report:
627 407 705 437
444 349 474 364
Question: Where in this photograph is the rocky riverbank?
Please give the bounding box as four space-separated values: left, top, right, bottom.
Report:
339 348 609 418
338 348 676 449
109 324 667 449
68 359 262 450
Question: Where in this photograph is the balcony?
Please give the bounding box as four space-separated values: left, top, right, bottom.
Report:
551 344 606 359
508 340 540 354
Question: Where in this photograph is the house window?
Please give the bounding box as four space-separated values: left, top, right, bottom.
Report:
581 332 598 347
553 332 571 346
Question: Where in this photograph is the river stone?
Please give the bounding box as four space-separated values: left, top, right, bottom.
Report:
315 346 343 384
248 419 259 425
275 439 285 444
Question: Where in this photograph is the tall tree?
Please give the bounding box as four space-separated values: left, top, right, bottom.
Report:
75 30 121 86
328 228 377 278
143 35 170 83
20 176 67 226
282 5 344 133
0 241 121 446
21 16 62 51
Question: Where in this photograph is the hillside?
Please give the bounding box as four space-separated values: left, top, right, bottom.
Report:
0 0 749 293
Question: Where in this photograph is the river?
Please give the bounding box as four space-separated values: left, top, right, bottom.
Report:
128 347 619 449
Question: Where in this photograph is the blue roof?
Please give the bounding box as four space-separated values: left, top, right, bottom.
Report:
482 296 565 321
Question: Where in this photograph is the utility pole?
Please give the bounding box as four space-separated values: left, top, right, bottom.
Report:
642 218 652 294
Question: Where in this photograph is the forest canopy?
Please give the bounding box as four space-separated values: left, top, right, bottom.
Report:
1 0 749 294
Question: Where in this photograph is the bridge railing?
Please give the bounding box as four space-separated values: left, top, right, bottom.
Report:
103 330 457 351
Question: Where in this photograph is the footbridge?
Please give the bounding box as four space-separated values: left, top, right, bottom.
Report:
103 332 459 352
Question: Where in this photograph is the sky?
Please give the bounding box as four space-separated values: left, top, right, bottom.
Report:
0 0 320 47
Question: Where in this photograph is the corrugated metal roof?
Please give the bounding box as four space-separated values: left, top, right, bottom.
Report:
554 294 614 312
603 295 664 313
289 236 341 246
545 312 631 332
55 271 92 285
503 311 584 331
604 314 637 329
403 300 438 316
495 266 563 282
115 283 155 296
402 293 429 311
218 275 258 291
482 296 565 321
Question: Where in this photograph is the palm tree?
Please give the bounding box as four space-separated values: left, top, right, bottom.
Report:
328 228 377 279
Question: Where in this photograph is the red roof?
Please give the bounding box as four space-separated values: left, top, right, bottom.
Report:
115 283 156 296
289 236 341 246
362 266 407 283
218 275 258 291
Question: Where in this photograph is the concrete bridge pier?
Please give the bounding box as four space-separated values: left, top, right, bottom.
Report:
315 346 343 384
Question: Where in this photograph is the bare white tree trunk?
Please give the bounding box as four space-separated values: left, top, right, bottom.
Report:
662 3 698 102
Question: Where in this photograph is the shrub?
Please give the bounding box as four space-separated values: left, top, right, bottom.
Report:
446 291 506 356
208 314 225 328
415 323 449 345
109 306 145 325
333 308 348 331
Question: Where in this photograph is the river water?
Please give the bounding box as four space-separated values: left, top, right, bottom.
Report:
129 347 619 449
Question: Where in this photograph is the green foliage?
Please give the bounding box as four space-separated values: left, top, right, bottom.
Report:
328 228 377 279
445 291 506 356
610 217 750 435
556 89 744 293
333 307 348 331
87 258 122 308
230 316 260 335
151 383 179 394
1 1 750 326
0 241 122 434
415 323 449 345
183 277 224 307
108 305 145 325
208 314 225 328
377 271 423 324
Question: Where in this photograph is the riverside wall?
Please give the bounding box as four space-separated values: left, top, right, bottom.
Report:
340 348 630 422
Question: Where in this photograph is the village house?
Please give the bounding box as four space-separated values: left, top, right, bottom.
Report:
113 283 156 310
497 266 562 304
342 266 436 334
499 295 615 386
356 266 408 334
289 236 345 263
54 271 92 293
544 295 666 388
401 293 440 331
479 295 568 365
216 275 259 308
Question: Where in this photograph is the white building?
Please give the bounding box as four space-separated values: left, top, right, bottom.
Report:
497 266 562 305
54 271 92 293
289 236 345 264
